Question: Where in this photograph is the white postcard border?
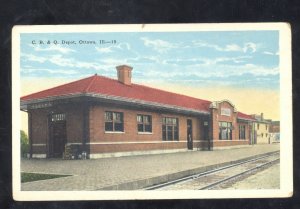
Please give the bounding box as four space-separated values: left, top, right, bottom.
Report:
12 23 293 200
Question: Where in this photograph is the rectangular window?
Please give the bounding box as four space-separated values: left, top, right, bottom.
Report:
105 111 124 132
137 114 152 133
218 121 232 140
266 124 268 130
239 125 246 140
257 124 260 130
221 108 231 116
51 113 66 122
162 117 179 141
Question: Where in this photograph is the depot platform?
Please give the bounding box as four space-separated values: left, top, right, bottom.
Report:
21 144 280 191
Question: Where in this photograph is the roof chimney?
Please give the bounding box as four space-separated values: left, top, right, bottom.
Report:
116 65 133 85
261 113 264 121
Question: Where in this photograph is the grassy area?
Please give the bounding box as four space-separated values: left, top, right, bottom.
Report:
21 172 71 183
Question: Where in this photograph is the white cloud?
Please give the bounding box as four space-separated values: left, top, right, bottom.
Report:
193 41 258 54
263 51 274 55
156 56 252 69
140 37 180 53
23 53 105 71
263 51 279 56
95 42 131 53
96 55 161 68
243 64 279 76
224 44 243 52
162 57 209 66
192 41 223 51
191 56 251 66
100 58 129 65
128 56 161 64
95 47 113 53
48 55 74 67
21 53 47 63
140 61 279 81
22 68 78 75
31 45 76 54
48 55 104 71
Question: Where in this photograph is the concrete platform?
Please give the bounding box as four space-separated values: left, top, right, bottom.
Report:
21 144 280 191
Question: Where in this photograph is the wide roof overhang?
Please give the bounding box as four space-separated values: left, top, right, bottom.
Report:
20 92 210 116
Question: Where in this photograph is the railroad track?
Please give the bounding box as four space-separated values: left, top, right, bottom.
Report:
145 151 280 190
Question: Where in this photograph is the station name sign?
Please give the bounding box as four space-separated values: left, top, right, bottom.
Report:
221 108 231 116
28 102 53 109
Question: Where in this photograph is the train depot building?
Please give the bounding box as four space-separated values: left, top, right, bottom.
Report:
21 65 257 159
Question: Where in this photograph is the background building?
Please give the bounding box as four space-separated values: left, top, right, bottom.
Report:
269 121 280 143
251 113 271 144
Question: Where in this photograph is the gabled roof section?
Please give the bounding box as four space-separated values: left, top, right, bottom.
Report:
237 112 256 121
21 74 212 113
21 75 98 101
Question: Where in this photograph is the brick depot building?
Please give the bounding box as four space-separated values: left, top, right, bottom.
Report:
21 65 255 159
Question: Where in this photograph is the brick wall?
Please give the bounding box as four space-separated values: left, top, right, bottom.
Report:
88 104 207 153
28 100 252 157
31 144 48 154
211 101 238 141
30 108 49 144
65 104 84 144
28 103 86 156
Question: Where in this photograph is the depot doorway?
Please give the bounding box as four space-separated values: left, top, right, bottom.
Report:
49 113 66 158
187 119 193 150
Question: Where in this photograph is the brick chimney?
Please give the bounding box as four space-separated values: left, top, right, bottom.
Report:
116 65 133 85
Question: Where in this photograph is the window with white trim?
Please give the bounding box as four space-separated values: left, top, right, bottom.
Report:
239 125 246 140
219 121 232 140
105 111 124 132
137 114 152 133
162 117 179 141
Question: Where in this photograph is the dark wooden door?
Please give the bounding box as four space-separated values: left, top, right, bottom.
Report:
187 119 193 150
203 123 209 140
51 121 66 158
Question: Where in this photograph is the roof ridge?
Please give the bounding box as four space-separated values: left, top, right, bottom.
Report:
84 74 98 93
131 82 212 103
88 74 212 103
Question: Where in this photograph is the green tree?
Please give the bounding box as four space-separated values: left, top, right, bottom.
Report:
20 130 29 158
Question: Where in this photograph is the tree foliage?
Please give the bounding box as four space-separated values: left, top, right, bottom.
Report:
20 130 29 157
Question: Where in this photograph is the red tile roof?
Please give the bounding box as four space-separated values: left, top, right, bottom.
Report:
21 74 254 120
237 112 256 121
21 75 212 113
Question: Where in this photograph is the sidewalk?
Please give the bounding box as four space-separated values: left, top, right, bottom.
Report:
21 144 280 191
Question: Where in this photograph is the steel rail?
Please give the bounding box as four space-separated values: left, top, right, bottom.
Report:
198 158 280 190
144 151 279 190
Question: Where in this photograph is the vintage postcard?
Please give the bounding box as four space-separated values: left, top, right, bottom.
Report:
12 23 292 200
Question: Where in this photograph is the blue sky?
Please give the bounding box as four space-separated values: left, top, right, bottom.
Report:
20 31 279 89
